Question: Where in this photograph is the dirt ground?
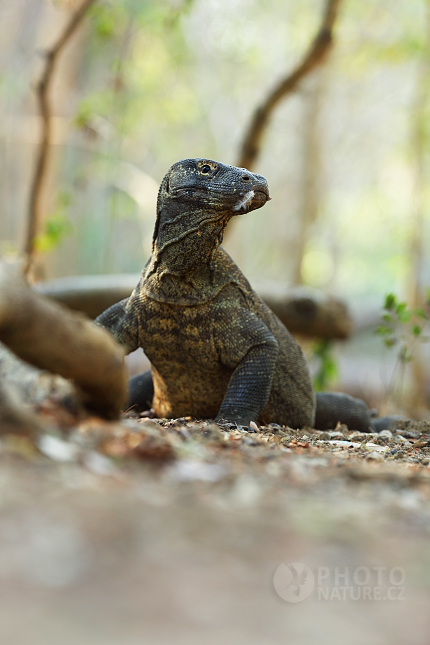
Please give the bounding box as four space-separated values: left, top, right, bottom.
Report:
1 411 430 645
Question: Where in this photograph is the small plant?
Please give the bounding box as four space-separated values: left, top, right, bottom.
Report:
34 191 74 253
311 339 338 392
375 290 430 407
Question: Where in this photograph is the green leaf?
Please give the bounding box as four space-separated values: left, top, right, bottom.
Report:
376 325 392 336
415 307 428 320
34 214 73 253
90 5 120 39
384 293 397 311
73 102 93 129
396 302 406 314
383 337 396 348
311 340 338 391
412 324 422 337
397 309 412 323
33 191 73 253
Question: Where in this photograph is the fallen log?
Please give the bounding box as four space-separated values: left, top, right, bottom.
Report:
257 285 352 340
0 261 127 420
35 275 352 340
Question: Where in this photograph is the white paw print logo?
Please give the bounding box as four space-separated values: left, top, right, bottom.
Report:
273 562 315 603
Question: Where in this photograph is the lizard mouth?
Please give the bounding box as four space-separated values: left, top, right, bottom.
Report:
233 188 270 215
255 188 271 201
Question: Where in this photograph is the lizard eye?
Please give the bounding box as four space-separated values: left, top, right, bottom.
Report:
200 164 212 175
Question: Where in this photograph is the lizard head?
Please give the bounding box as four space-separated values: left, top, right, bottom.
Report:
159 158 269 213
151 158 270 272
153 158 270 250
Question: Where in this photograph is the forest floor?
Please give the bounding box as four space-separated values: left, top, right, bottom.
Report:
2 410 430 645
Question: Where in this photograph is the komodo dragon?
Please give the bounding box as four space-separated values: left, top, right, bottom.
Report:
95 158 382 432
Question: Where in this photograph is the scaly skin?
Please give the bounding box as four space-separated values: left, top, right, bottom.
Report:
95 158 315 427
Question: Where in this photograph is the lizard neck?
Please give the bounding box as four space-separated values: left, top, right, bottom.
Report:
154 211 227 275
142 205 232 304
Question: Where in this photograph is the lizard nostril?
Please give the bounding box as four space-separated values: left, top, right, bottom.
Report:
242 175 251 181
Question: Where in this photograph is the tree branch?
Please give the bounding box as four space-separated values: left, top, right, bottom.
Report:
237 0 341 170
25 0 97 269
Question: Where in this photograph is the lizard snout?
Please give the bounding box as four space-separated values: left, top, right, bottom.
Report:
232 172 270 214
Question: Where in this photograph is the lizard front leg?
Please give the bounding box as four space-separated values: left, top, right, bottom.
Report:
96 298 154 411
94 298 139 354
214 309 278 426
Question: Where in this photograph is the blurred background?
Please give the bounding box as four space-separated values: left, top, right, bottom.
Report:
1 0 430 414
3 5 430 644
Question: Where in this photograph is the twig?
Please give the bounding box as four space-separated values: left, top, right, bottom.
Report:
25 0 97 270
237 0 341 170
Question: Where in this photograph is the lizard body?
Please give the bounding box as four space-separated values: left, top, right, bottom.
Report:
95 158 369 430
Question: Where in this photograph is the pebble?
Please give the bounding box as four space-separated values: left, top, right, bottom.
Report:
38 435 79 462
395 435 410 445
365 442 388 453
413 438 430 448
329 440 361 448
379 430 393 439
366 451 384 461
83 451 116 476
268 423 282 432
